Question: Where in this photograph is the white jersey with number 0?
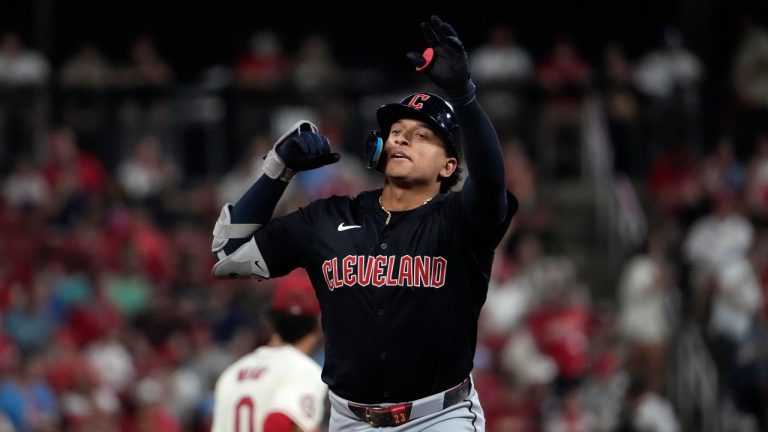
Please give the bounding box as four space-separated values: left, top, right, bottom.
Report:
211 345 327 432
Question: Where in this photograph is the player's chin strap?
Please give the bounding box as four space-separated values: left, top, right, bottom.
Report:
211 204 270 279
262 120 320 182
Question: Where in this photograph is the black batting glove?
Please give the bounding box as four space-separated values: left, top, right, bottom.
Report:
406 15 476 105
276 125 340 171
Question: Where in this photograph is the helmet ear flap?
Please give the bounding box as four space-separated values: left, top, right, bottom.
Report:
364 130 386 172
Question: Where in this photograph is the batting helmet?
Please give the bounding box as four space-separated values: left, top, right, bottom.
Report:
365 92 461 171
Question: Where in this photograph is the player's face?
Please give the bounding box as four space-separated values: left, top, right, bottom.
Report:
384 119 457 187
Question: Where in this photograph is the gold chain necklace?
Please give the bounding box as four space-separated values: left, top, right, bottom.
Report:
378 195 433 225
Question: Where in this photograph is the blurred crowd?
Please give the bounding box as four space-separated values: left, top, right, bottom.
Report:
0 13 767 432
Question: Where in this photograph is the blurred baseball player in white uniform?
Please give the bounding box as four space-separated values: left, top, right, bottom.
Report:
211 271 328 432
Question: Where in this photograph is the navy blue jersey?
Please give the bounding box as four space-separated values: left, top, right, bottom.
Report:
253 188 517 403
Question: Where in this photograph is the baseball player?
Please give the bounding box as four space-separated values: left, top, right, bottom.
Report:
211 15 516 431
211 272 328 432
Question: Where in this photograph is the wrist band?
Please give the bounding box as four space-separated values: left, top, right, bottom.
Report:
262 149 297 182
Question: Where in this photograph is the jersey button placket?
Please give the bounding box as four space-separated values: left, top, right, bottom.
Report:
380 242 387 250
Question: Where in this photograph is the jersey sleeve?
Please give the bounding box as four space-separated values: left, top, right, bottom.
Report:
253 201 323 278
448 190 518 249
267 373 328 432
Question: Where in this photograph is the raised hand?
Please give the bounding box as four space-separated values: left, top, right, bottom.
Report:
406 15 476 104
276 123 340 171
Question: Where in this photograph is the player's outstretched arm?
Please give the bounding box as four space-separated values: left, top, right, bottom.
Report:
211 121 339 278
407 15 508 224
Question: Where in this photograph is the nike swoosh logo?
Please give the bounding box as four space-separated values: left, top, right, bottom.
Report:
337 223 362 231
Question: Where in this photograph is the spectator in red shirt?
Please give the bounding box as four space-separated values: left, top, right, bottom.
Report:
41 127 107 226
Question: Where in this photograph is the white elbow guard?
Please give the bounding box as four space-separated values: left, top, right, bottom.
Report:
211 204 270 279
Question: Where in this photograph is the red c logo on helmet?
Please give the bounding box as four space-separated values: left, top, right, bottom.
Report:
407 94 431 110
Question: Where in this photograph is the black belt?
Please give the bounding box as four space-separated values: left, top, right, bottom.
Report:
347 378 471 428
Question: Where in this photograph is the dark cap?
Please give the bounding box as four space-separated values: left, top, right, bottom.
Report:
376 92 461 159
